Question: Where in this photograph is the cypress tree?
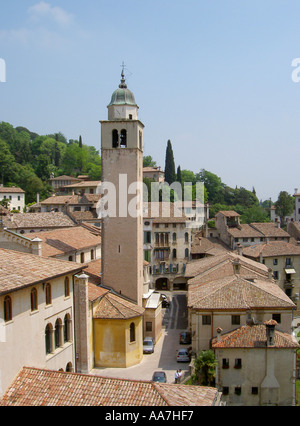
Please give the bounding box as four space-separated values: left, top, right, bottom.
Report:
164 140 176 185
79 135 83 148
176 165 182 184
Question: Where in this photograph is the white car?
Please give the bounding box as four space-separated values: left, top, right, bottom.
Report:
143 337 154 354
177 348 190 362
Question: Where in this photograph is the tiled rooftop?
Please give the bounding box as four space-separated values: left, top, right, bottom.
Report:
143 202 187 223
0 367 220 406
28 226 101 257
212 323 300 349
0 187 24 193
0 248 86 296
243 240 300 258
94 292 145 320
188 274 295 310
2 212 76 230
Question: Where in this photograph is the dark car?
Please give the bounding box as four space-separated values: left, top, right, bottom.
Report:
161 294 170 308
179 331 191 345
152 371 167 383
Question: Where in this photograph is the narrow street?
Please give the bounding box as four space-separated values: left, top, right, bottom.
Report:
91 291 191 384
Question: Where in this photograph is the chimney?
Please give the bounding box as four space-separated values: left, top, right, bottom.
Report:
265 319 277 347
36 193 40 204
74 273 91 374
31 237 43 256
236 243 243 256
268 268 273 280
216 327 223 342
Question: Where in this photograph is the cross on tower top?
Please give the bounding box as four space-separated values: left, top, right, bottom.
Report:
119 62 127 89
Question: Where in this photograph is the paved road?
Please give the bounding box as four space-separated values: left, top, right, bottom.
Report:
91 292 191 384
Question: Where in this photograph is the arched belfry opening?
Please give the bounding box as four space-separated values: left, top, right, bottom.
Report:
120 129 127 148
112 129 119 148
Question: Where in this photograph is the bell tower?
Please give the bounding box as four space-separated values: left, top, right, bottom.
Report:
100 69 144 306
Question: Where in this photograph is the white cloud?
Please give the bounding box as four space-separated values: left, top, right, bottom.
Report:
28 1 74 27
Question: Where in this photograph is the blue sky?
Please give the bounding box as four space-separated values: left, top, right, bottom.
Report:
1 0 300 202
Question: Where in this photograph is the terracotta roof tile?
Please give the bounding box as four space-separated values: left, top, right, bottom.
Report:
212 323 300 349
243 240 300 258
188 275 295 310
94 292 145 319
2 212 76 230
0 249 86 296
0 367 220 406
28 226 101 257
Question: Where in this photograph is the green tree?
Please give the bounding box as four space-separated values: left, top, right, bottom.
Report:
240 205 271 224
164 140 176 185
143 155 157 168
0 138 15 185
275 191 295 228
176 165 182 184
196 169 224 204
191 350 218 386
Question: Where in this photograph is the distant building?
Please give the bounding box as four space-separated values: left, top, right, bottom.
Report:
212 321 299 406
0 248 85 396
0 186 25 212
143 166 165 183
214 211 290 250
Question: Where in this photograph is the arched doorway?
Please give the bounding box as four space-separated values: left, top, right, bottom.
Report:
155 277 170 291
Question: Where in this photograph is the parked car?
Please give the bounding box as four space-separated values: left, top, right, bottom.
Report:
179 331 191 345
177 348 190 362
152 371 167 383
161 294 170 308
143 337 154 354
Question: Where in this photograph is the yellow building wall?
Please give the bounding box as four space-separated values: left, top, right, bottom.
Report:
93 316 143 368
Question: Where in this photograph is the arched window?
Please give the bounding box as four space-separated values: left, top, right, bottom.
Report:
55 318 62 349
45 283 51 305
64 314 71 343
130 322 135 343
173 249 177 259
66 362 73 373
112 129 119 148
185 248 189 259
185 232 189 243
120 129 127 148
45 324 53 354
80 252 85 263
173 233 177 242
68 256 73 262
91 249 94 260
4 296 12 322
31 288 38 311
64 277 70 298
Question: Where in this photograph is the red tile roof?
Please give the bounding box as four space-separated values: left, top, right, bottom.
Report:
212 323 300 349
0 249 86 296
0 367 221 406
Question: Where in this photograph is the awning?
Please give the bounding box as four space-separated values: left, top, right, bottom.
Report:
285 269 296 274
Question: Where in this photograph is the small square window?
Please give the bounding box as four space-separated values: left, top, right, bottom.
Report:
222 387 229 395
232 315 240 325
235 386 242 396
222 358 229 369
272 313 281 323
252 387 259 395
234 358 242 369
202 315 212 325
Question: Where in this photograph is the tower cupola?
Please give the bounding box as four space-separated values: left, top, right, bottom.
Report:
107 69 139 121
